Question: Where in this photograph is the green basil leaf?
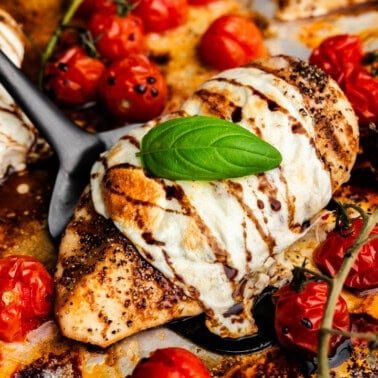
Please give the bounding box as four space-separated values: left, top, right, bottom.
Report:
137 115 282 181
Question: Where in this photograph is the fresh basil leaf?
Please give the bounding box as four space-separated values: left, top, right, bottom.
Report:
137 116 282 181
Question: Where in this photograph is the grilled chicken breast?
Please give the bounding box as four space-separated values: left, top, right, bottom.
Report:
55 188 202 348
0 9 50 180
275 0 377 20
56 55 359 347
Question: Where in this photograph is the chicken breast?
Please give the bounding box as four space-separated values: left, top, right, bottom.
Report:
275 0 377 21
56 55 359 346
0 9 50 180
55 188 202 348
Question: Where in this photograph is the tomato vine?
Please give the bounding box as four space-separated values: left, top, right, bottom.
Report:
38 0 84 87
317 204 378 377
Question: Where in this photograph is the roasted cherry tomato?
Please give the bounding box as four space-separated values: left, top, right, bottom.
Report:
131 0 189 33
274 280 350 357
78 0 117 16
189 0 219 4
309 34 363 83
131 347 211 378
44 45 106 105
199 14 266 70
88 10 146 62
342 66 378 126
99 54 167 122
314 218 378 290
309 34 378 125
0 255 54 343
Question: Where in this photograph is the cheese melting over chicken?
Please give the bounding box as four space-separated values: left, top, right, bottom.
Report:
0 9 50 180
90 56 359 338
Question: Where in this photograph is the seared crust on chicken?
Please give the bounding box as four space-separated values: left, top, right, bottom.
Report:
55 188 202 348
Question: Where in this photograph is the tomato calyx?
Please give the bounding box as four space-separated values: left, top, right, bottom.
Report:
333 201 355 237
113 0 136 17
288 260 320 293
78 29 101 59
362 49 378 78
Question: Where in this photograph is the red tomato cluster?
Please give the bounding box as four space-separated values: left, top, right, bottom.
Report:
309 34 378 126
43 0 266 122
131 347 211 378
274 214 378 357
0 255 54 343
43 0 180 122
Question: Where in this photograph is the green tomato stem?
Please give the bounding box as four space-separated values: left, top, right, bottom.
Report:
317 206 378 377
38 0 84 87
322 327 378 344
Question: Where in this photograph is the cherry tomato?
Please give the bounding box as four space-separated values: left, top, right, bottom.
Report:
43 45 106 106
0 255 54 343
309 34 378 125
342 67 378 126
199 14 266 70
274 280 350 357
131 0 189 33
309 34 363 83
189 0 219 5
314 218 378 290
131 347 211 378
88 11 146 62
78 0 117 16
99 54 167 122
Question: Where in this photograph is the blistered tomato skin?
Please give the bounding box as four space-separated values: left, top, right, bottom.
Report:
87 12 146 62
99 54 167 122
309 34 364 82
309 34 378 125
314 218 378 290
0 255 54 343
78 0 117 16
199 14 266 70
43 46 106 105
131 0 189 33
274 281 350 357
131 347 211 378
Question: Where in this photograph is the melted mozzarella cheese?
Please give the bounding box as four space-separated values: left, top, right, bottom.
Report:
90 61 338 337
